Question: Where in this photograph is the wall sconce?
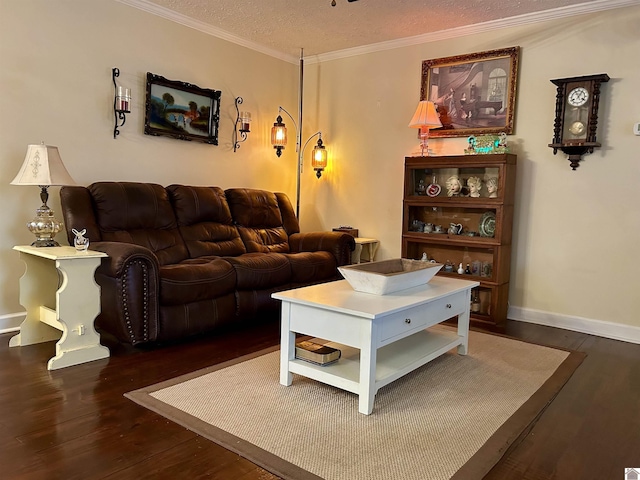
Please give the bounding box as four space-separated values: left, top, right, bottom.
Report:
112 67 131 139
408 100 442 156
10 143 77 247
233 97 251 152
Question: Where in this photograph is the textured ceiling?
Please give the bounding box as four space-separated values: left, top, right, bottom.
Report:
133 0 631 59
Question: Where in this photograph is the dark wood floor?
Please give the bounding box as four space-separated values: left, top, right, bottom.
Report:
1 319 638 479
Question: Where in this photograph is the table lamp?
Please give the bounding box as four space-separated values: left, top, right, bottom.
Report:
11 143 77 247
408 101 442 156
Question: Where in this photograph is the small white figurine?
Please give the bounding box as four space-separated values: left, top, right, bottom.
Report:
72 228 89 252
498 132 508 148
421 252 428 262
457 263 464 274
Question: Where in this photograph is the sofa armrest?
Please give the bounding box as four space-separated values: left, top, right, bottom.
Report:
90 241 160 345
91 241 159 276
289 232 355 266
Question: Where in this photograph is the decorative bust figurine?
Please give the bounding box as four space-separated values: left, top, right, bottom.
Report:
446 175 462 197
467 176 482 197
486 177 498 198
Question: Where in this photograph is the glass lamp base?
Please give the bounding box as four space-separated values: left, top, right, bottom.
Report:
27 205 63 248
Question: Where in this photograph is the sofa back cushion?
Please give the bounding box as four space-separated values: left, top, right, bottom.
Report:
225 188 294 253
167 185 246 258
88 182 189 265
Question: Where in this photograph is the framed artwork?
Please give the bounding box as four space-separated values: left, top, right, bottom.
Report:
420 47 520 138
144 72 221 144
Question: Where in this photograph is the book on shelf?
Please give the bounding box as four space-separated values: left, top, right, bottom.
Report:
295 340 341 366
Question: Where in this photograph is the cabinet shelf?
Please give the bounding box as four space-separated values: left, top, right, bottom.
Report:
403 231 501 247
402 154 516 329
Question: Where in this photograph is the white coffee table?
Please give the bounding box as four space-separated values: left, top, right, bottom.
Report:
273 276 479 414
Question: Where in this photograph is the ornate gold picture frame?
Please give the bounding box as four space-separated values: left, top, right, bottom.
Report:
420 47 520 138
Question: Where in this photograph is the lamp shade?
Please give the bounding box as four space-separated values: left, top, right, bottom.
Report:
11 144 76 186
271 116 287 148
311 138 328 178
408 101 442 129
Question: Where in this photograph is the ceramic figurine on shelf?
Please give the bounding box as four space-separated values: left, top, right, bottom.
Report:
457 263 464 274
446 175 462 197
486 177 498 198
416 179 426 195
426 174 442 197
448 223 463 235
421 252 428 262
72 228 89 252
467 176 482 197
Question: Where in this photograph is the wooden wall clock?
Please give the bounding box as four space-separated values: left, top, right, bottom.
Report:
549 73 609 170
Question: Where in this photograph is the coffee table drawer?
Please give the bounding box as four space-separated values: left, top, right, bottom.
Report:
379 292 467 342
425 292 467 320
380 305 428 342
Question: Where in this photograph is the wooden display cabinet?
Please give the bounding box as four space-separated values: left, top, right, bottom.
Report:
402 154 517 329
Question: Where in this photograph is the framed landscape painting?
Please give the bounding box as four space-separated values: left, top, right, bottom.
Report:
144 73 221 144
420 47 520 138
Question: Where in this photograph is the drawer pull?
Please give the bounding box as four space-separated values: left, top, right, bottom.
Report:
446 304 452 308
405 318 411 324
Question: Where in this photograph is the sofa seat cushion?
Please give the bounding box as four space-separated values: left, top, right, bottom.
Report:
159 257 236 306
224 253 291 290
285 251 338 284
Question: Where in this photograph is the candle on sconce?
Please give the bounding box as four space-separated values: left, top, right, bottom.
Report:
240 112 251 132
116 86 131 112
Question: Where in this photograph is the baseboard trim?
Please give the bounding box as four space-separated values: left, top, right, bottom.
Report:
508 306 640 345
0 312 24 335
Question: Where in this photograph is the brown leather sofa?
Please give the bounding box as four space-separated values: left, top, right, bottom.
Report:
60 182 355 346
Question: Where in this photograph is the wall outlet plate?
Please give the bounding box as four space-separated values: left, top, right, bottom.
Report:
634 122 640 135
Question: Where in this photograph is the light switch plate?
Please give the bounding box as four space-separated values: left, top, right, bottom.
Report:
634 122 640 135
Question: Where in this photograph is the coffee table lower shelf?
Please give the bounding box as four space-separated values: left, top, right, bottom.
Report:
288 328 460 397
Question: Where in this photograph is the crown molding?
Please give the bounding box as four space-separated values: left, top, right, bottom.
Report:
114 0 299 64
116 0 639 65
309 0 640 64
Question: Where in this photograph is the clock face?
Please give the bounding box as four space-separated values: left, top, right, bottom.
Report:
568 87 589 107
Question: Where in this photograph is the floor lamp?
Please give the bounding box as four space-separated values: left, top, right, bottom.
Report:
271 49 327 218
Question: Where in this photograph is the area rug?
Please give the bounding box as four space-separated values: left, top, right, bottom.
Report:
126 328 584 480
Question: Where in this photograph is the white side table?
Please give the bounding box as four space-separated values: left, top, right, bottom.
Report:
10 245 109 370
351 237 380 264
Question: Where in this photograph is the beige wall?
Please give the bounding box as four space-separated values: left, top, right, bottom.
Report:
0 0 298 325
1 1 639 340
303 6 640 335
